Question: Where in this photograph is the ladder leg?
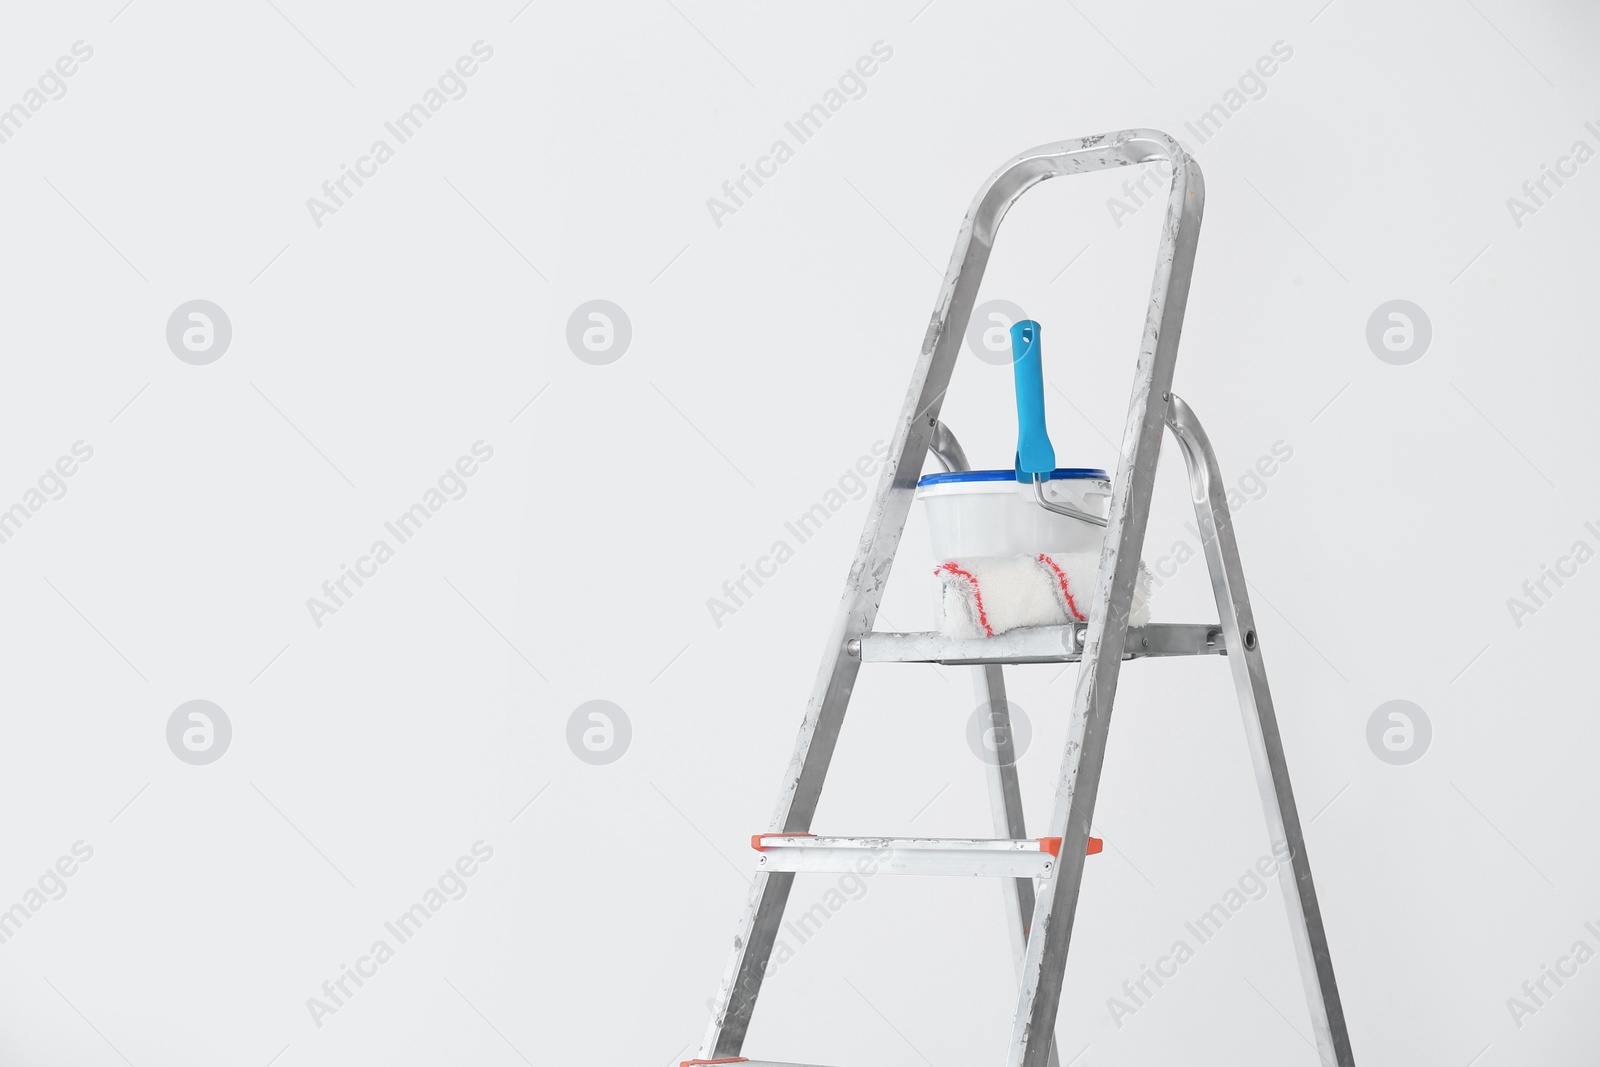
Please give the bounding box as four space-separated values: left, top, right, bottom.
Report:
973 666 1033 959
697 181 965 1053
972 665 1061 1067
1002 508 1143 1067
1006 146 1205 1067
697 656 861 1058
1165 394 1355 1066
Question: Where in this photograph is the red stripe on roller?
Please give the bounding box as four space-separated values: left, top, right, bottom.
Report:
1036 553 1085 622
936 561 994 637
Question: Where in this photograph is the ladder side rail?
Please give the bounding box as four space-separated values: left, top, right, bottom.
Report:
1165 394 1355 1066
1008 140 1205 1067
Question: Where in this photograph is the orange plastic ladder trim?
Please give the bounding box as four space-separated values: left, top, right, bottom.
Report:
750 832 816 851
681 1059 748 1066
1039 837 1103 856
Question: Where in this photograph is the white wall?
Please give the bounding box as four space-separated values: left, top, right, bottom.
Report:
0 1 1594 1064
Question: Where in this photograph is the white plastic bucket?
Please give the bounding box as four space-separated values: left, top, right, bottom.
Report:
916 468 1111 560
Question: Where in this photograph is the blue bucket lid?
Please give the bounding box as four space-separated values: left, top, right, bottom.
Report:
917 467 1109 488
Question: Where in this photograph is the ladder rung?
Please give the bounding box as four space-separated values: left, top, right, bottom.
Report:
751 834 1102 878
853 621 1225 665
682 1060 832 1066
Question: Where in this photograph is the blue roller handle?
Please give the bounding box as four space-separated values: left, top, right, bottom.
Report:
1010 319 1056 482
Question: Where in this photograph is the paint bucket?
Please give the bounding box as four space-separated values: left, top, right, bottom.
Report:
916 468 1111 559
917 318 1110 561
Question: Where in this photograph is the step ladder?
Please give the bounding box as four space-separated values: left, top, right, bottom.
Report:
684 130 1355 1067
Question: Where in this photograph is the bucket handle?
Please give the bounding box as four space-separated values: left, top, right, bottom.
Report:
1033 479 1108 528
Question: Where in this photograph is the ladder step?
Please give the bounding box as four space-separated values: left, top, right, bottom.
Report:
853 621 1225 665
751 834 1102 878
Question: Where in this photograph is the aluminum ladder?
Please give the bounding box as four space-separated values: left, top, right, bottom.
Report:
686 130 1355 1067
